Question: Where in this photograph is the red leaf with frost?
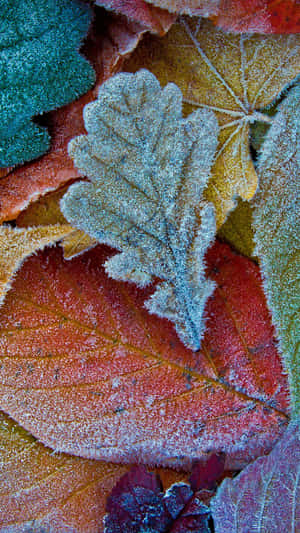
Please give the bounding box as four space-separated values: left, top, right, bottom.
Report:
0 241 289 469
213 0 300 33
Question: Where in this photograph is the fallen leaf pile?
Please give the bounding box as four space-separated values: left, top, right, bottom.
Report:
0 1 299 531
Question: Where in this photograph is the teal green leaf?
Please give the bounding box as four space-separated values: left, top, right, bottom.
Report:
0 0 95 167
61 69 219 350
253 84 300 416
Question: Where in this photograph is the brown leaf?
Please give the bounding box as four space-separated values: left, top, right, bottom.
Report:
0 10 146 224
145 0 220 16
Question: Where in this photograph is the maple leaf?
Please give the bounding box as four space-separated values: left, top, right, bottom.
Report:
104 454 225 533
0 8 146 224
211 418 300 533
0 241 289 469
0 0 95 167
124 18 300 226
253 84 300 417
0 223 72 307
61 69 219 350
94 0 175 35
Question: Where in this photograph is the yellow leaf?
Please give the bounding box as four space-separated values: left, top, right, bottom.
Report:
0 223 72 306
124 19 300 225
16 187 97 260
218 198 256 260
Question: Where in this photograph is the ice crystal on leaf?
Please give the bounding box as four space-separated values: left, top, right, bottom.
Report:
0 0 95 167
61 69 219 350
253 84 300 416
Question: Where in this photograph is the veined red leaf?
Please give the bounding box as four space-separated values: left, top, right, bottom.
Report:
0 241 289 469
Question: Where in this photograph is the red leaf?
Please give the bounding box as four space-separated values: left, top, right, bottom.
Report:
95 1 175 35
0 11 145 224
0 241 289 469
214 0 300 33
211 419 300 532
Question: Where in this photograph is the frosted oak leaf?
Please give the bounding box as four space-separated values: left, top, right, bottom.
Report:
61 70 219 350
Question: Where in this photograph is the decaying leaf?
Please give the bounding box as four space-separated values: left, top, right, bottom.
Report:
0 241 289 470
211 418 300 533
0 0 95 167
61 69 219 350
17 185 97 260
104 454 225 533
253 84 300 416
124 19 300 225
0 223 72 307
0 9 146 224
94 0 175 35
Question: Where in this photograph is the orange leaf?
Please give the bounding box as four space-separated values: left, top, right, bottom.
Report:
95 0 175 35
0 410 184 531
0 241 289 470
0 11 146 224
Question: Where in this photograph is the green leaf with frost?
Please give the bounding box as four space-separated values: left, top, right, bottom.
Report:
61 69 219 351
0 0 95 167
253 84 300 416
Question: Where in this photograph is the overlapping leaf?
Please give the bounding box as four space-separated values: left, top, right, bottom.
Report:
0 410 185 532
211 418 300 533
17 186 97 260
94 0 175 34
145 0 300 32
61 69 219 350
253 84 300 416
0 9 146 224
0 241 289 469
124 19 300 225
0 0 95 167
0 223 72 306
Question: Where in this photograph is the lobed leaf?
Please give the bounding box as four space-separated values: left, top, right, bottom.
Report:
124 19 300 226
0 0 95 167
211 418 300 533
0 241 290 469
61 69 219 350
253 84 300 416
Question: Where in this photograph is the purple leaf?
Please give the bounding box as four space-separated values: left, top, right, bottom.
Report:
104 455 225 532
211 419 300 533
